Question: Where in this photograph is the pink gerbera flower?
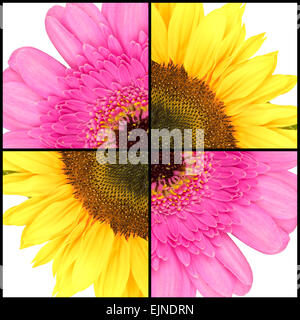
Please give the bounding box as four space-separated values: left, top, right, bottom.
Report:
151 151 297 297
3 3 148 148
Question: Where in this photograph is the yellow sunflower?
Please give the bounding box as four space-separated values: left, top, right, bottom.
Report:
3 151 148 297
151 3 297 148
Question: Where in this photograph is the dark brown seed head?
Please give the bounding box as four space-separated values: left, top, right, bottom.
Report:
151 61 237 149
60 151 148 239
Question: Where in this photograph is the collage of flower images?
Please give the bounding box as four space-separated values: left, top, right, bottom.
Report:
2 2 298 302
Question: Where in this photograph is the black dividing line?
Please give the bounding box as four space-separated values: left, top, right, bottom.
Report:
2 148 298 152
148 0 152 299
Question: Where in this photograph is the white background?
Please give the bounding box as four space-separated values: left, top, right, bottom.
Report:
2 3 298 297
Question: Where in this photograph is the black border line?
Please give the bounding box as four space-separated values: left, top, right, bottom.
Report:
2 148 298 151
148 1 152 299
1 0 299 307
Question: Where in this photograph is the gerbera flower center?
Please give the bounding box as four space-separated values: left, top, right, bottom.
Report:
115 117 149 149
85 86 148 148
151 61 237 148
60 151 148 239
151 152 185 184
152 152 215 217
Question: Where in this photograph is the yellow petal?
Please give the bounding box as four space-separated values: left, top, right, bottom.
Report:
52 234 82 277
4 196 42 226
129 236 148 297
229 74 297 109
222 3 245 37
232 32 266 64
235 126 297 148
232 104 297 127
217 52 278 103
3 155 24 172
184 8 226 79
122 273 144 297
210 25 245 86
168 3 203 65
71 222 114 292
210 3 245 70
3 173 66 196
20 198 81 248
3 184 73 226
94 235 130 297
52 213 92 277
152 5 169 63
32 236 67 267
272 128 297 145
53 263 77 297
154 3 176 27
3 151 62 174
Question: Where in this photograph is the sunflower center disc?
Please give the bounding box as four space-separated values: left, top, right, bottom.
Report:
60 151 148 239
151 61 237 148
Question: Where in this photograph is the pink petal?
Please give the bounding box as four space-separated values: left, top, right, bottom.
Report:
102 3 148 49
268 170 297 191
45 16 82 68
141 47 148 71
3 67 23 83
188 265 223 297
273 217 297 233
215 233 253 286
46 5 64 21
175 246 191 267
130 58 146 78
152 223 168 243
3 82 42 130
107 35 123 56
180 271 197 297
254 175 297 220
64 4 104 48
233 280 252 296
194 252 235 296
3 130 46 148
152 252 195 297
8 47 67 98
248 151 297 171
231 204 290 254
118 64 132 85
73 3 104 25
